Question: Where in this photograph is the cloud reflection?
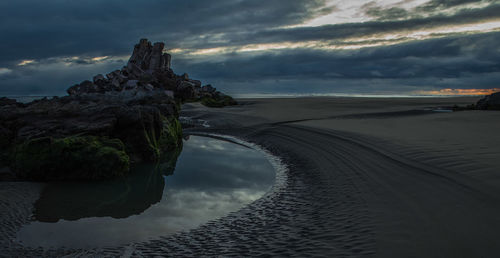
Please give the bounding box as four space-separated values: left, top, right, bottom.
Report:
17 136 275 248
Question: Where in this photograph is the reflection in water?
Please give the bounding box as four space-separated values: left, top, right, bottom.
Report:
17 136 275 248
34 148 182 223
34 164 167 222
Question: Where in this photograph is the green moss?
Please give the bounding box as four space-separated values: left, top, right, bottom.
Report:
143 125 161 160
201 95 237 108
15 136 130 181
159 117 183 151
139 116 183 163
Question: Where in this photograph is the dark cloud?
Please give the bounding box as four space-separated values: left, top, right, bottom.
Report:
0 0 499 95
0 59 127 95
176 32 499 79
362 0 496 22
416 0 491 12
1 0 497 64
171 31 500 94
0 0 329 66
222 3 500 47
362 2 410 20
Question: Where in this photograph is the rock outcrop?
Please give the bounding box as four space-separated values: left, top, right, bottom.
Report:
0 92 181 181
476 91 500 110
66 39 236 106
0 38 233 181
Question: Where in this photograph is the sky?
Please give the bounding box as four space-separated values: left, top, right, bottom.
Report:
0 0 499 96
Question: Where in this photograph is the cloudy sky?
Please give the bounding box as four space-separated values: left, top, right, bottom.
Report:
0 0 499 96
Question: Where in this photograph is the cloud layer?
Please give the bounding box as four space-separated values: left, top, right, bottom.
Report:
0 0 499 95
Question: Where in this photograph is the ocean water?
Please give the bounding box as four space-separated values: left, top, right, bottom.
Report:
16 136 275 248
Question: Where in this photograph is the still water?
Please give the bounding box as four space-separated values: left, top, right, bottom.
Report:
17 136 275 248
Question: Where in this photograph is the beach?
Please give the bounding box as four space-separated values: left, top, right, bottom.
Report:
2 0 500 256
180 96 500 257
2 96 500 257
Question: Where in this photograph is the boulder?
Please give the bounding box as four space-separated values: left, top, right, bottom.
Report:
111 77 121 90
126 62 145 78
125 80 138 90
202 84 216 93
476 92 500 110
93 74 106 84
106 70 121 80
176 81 196 100
120 67 130 77
67 80 98 95
190 79 202 88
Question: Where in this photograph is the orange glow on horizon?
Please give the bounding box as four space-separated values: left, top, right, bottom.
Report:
415 88 500 96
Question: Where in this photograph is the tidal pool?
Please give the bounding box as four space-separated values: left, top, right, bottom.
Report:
16 136 275 248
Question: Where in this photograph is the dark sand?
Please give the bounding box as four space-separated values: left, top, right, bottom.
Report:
180 97 500 257
2 96 500 257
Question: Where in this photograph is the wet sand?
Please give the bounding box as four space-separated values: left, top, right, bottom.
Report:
180 96 500 257
2 96 500 257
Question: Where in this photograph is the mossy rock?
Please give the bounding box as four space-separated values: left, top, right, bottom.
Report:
15 136 130 181
159 117 183 151
201 95 237 108
158 118 183 173
142 116 183 162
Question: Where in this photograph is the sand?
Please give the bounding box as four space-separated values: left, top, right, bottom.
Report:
2 96 500 257
180 96 500 257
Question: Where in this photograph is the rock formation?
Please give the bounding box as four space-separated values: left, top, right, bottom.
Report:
0 38 234 181
0 92 182 181
66 38 236 106
476 91 500 110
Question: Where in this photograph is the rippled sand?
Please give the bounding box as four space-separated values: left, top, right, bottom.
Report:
3 96 500 257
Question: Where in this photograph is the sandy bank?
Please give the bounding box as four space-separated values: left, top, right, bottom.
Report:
3 96 500 257
180 96 500 257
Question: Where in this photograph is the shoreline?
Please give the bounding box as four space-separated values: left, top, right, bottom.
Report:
2 96 500 257
0 133 289 257
178 97 500 256
187 132 289 197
